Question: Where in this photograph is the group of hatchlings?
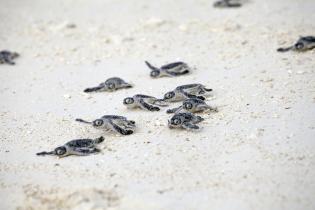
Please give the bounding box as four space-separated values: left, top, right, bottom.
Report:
1 7 314 157
40 61 216 157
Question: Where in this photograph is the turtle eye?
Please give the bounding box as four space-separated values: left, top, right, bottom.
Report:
55 146 67 156
164 92 174 99
184 103 193 109
295 42 304 49
93 119 104 126
150 70 160 77
124 97 134 104
173 118 181 125
107 83 115 89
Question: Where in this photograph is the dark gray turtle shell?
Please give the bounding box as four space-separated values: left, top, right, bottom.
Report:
161 62 186 70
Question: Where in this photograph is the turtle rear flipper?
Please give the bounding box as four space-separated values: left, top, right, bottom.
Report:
182 122 200 130
120 83 133 89
109 122 133 135
94 136 104 144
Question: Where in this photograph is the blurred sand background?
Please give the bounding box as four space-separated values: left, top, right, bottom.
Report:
0 0 315 209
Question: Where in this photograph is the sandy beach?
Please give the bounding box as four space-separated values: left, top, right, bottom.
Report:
1 0 315 209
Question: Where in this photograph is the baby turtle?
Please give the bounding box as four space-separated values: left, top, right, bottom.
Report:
145 61 190 78
167 98 218 114
163 84 213 102
36 136 104 158
277 36 315 52
76 115 135 135
168 112 204 130
84 77 132 93
123 94 167 111
213 0 241 8
0 50 19 65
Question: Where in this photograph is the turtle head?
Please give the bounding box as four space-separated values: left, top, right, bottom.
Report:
150 70 161 78
123 97 135 108
54 146 67 157
163 91 175 101
183 101 194 110
168 116 182 128
294 42 305 51
92 119 104 128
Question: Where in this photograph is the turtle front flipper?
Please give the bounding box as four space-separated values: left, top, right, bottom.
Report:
214 0 241 8
152 99 169 107
166 106 183 114
4 58 15 65
181 91 205 101
277 46 293 52
71 147 100 156
139 99 160 111
36 151 55 156
145 61 159 71
109 121 134 135
84 85 104 93
226 2 241 7
166 70 190 77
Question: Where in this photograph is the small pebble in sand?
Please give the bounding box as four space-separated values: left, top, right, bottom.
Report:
144 17 166 27
63 94 71 99
178 24 188 32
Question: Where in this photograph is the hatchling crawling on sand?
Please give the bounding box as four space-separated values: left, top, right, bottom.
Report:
0 50 19 65
76 115 136 135
277 36 315 52
84 77 132 93
145 61 191 78
167 98 218 114
168 112 204 130
213 0 241 8
36 136 104 157
123 94 167 111
163 84 213 102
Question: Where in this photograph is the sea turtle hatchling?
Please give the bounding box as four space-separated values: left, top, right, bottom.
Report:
167 98 218 114
277 36 315 52
213 0 241 8
145 61 191 78
168 112 204 131
0 50 19 65
163 84 213 102
76 115 136 135
123 94 167 111
36 136 104 157
84 77 132 93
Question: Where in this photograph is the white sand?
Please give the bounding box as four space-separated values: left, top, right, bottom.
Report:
1 0 315 209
